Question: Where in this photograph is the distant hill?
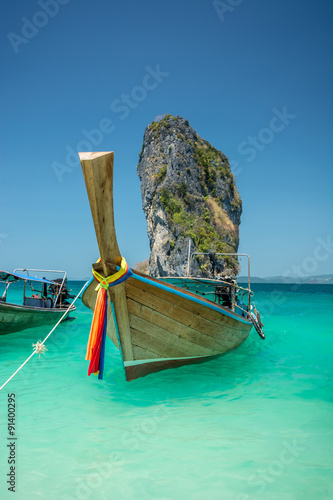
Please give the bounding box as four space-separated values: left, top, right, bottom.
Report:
237 274 333 284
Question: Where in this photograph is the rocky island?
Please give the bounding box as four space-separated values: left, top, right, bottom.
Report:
137 115 242 278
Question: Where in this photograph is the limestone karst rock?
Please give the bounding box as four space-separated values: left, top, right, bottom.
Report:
137 115 242 278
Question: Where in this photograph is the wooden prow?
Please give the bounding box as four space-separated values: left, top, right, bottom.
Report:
79 152 121 272
79 151 134 363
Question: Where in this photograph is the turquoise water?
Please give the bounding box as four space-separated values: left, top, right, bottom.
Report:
0 283 332 500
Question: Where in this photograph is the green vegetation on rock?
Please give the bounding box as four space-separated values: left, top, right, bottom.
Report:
155 165 167 184
159 184 237 264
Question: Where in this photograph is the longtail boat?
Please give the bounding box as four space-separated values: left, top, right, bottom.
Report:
79 152 264 382
0 269 76 335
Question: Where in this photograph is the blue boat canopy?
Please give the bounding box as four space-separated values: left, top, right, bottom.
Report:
0 271 55 285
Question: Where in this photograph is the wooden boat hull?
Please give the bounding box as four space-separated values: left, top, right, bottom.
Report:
125 353 232 382
79 151 255 381
82 270 252 381
0 301 75 335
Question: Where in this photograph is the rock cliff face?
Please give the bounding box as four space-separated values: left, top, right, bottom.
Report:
137 115 242 278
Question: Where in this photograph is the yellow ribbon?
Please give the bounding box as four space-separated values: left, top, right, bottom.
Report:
92 257 128 291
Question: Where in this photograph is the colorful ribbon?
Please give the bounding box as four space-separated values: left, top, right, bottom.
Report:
86 257 132 380
92 257 131 291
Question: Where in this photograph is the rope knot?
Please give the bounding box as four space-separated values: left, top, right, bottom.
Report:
92 256 132 291
32 341 48 358
95 280 109 291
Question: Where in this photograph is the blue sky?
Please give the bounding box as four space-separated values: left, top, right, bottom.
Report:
0 0 332 278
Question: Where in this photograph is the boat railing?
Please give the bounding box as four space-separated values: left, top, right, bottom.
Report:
12 268 68 308
185 241 252 311
160 275 252 316
160 276 251 293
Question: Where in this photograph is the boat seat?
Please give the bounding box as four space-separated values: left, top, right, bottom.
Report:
24 297 44 308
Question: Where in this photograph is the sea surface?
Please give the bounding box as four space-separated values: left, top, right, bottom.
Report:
0 283 332 500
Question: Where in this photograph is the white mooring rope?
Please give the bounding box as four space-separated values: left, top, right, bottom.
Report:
0 280 90 391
